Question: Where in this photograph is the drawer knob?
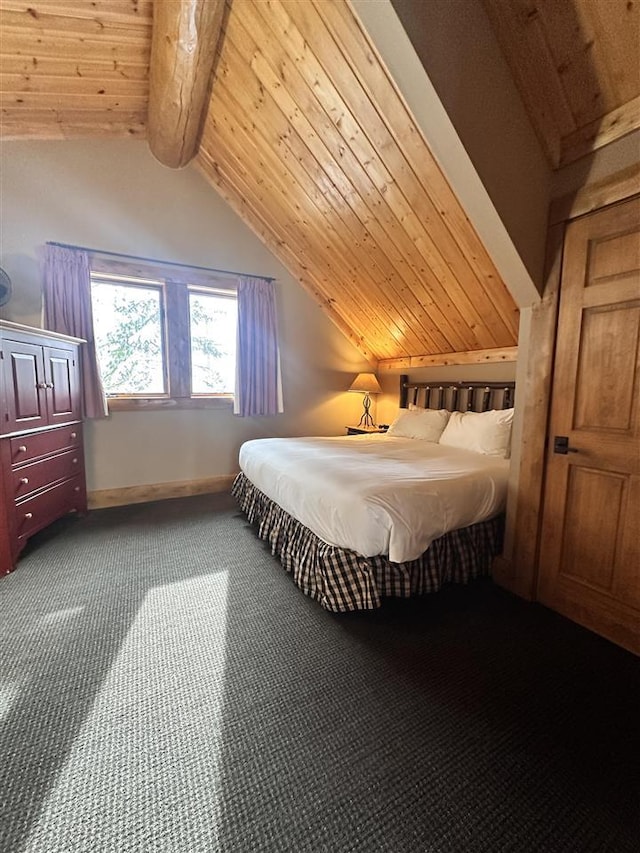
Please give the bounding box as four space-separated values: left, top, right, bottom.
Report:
74 486 80 492
18 445 27 453
72 458 78 464
24 512 33 520
37 382 47 389
70 432 77 439
20 477 29 485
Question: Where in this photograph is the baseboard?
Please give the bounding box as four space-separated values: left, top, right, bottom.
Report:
88 474 237 510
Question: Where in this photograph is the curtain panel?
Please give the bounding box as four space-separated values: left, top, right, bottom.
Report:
42 244 108 419
234 276 283 417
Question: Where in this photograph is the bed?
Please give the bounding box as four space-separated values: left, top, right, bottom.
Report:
232 376 515 612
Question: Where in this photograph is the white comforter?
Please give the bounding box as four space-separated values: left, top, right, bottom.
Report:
238 435 509 563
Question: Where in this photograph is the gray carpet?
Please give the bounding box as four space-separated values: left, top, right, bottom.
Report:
0 493 638 853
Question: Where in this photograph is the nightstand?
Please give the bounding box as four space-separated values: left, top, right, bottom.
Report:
346 425 388 435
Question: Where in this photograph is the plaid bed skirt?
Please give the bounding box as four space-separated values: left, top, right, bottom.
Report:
232 473 503 613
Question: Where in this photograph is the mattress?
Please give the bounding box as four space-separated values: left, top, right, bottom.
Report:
238 434 509 563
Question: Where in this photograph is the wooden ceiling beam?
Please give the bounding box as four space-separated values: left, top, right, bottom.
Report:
147 0 225 168
378 347 519 372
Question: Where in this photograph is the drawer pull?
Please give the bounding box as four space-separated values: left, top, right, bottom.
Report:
19 477 29 485
37 382 47 390
74 486 81 492
70 432 77 439
72 458 78 464
24 512 33 520
18 445 27 453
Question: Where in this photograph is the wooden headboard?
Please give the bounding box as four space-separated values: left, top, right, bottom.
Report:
399 374 515 412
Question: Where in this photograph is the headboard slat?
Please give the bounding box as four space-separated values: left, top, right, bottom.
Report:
504 386 513 409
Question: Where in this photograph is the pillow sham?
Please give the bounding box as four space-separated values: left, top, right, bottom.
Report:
387 407 450 441
438 408 514 458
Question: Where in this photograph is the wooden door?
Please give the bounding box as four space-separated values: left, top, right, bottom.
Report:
537 196 640 654
44 345 82 425
1 339 48 433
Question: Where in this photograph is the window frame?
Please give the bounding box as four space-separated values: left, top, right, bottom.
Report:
90 257 237 412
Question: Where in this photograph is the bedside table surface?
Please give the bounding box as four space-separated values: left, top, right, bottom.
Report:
346 425 388 435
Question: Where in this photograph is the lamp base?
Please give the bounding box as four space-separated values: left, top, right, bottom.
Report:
357 392 376 428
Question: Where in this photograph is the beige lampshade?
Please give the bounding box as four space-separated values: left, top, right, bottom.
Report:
348 372 382 395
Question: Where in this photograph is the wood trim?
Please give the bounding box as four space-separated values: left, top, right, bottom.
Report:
88 474 236 509
559 97 640 169
549 163 640 226
492 224 564 599
90 256 239 291
378 347 518 372
0 319 85 346
147 0 225 168
0 120 147 142
106 396 233 412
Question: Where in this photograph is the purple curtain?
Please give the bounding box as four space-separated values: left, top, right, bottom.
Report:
43 244 108 419
234 276 283 417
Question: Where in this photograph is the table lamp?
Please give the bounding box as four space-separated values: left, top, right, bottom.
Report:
348 372 382 428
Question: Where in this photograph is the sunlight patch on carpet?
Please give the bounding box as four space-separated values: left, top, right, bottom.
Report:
23 572 230 853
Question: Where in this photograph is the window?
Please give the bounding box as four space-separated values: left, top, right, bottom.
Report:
189 288 237 395
91 276 166 396
90 266 237 410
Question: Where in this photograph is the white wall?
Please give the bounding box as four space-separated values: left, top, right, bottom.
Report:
384 0 550 293
0 139 373 491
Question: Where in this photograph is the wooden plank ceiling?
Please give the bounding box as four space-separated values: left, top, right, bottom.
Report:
196 0 519 364
482 0 640 169
0 0 152 138
2 1 636 365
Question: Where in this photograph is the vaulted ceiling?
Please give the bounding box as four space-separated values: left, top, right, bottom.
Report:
1 0 638 366
482 0 640 169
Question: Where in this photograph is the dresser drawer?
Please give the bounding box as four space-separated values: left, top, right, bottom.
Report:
10 424 82 464
12 449 84 500
16 476 85 540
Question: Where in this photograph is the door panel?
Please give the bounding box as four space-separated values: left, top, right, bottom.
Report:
537 196 640 655
561 466 624 589
574 305 639 431
588 228 640 284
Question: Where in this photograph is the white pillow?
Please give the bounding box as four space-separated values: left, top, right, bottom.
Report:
387 407 451 441
438 408 514 457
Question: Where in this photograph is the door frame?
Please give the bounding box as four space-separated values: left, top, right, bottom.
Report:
493 164 640 601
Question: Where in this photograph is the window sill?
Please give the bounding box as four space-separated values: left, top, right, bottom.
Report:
107 396 234 412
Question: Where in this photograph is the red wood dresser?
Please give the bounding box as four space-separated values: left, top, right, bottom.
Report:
0 321 87 575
